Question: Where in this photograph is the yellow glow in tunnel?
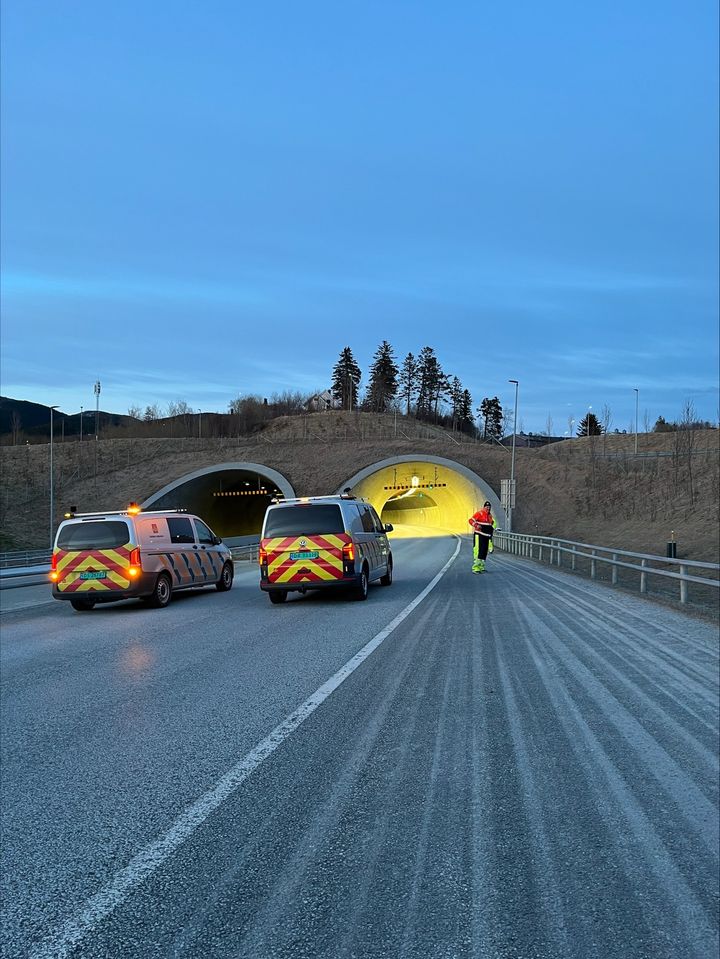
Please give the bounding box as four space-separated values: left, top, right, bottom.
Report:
339 457 505 537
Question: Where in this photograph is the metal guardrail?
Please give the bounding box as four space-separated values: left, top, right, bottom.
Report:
230 543 259 563
495 531 720 606
0 544 260 580
0 549 50 569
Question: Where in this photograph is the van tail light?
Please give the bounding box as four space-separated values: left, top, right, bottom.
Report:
128 547 142 578
49 552 59 581
342 542 355 562
259 547 268 565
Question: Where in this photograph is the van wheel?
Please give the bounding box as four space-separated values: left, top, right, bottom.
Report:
70 599 95 611
380 559 393 586
269 590 287 605
353 568 369 601
148 573 172 609
216 563 234 592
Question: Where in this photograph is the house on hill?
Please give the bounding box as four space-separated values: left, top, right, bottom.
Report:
304 390 341 412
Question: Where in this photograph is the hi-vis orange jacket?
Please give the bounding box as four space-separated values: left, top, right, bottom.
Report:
469 508 497 536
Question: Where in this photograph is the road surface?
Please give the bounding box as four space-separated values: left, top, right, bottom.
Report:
1 536 718 958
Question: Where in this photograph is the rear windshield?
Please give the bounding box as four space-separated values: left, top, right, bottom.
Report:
57 520 131 550
264 504 344 537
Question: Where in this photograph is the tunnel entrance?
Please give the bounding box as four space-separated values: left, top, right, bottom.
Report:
142 462 294 544
381 489 440 529
338 456 505 536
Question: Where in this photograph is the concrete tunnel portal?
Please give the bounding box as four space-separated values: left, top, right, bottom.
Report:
140 455 505 544
338 455 506 537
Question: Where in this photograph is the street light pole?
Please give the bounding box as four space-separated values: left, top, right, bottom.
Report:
509 379 519 532
94 380 101 440
50 405 59 549
634 388 639 454
80 406 83 442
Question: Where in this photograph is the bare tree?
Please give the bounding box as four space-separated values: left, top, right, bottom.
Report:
677 399 698 505
601 404 613 454
545 413 554 437
127 404 142 419
502 407 515 439
642 409 651 434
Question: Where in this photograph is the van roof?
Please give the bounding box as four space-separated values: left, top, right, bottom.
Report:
62 508 189 520
269 495 358 506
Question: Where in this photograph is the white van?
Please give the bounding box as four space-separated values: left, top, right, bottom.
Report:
50 506 234 611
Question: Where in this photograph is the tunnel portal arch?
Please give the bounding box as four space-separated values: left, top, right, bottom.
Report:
142 462 294 544
337 455 506 536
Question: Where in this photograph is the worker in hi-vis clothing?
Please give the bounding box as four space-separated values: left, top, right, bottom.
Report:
468 501 497 573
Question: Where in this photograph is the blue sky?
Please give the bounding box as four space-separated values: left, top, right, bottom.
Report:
1 0 718 434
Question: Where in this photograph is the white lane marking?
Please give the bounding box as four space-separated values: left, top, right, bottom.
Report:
33 536 462 959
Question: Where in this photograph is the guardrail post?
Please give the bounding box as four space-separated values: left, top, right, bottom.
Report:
539 543 543 563
612 554 618 585
591 550 596 579
640 558 647 594
556 541 561 567
680 565 687 604
571 547 576 571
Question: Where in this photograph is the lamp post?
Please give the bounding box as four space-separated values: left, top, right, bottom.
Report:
50 405 59 549
508 379 519 531
633 388 639 454
94 380 101 440
80 405 83 443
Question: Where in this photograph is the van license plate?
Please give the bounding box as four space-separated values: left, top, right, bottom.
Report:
290 551 319 560
80 571 107 580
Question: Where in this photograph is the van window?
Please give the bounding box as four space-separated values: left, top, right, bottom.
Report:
264 505 344 537
347 504 365 535
194 519 215 545
167 517 196 544
369 507 385 533
57 520 131 550
359 507 376 533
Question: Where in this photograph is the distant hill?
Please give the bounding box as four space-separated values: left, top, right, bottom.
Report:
0 396 135 440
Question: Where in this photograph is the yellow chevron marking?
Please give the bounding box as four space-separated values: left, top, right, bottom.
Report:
275 563 339 584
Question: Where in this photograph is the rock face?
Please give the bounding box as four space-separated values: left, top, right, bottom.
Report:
1 414 718 564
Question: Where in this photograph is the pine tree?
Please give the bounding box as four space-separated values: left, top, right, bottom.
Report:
398 352 418 417
577 412 603 436
459 389 475 434
416 346 443 421
331 347 362 411
478 397 503 439
365 340 399 413
449 376 463 430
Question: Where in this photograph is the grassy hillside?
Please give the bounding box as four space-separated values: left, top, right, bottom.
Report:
0 413 717 564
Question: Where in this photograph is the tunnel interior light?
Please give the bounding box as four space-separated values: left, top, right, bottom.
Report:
411 476 420 488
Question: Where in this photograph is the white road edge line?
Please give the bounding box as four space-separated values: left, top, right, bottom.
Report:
33 536 462 959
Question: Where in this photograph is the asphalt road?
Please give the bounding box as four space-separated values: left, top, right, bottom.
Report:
1 536 718 959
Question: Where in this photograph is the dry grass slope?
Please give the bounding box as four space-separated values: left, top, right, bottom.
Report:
1 414 718 565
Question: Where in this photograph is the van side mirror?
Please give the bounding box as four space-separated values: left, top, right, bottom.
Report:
384 523 394 532
213 535 222 545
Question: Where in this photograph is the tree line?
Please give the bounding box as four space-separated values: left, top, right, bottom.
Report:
330 341 507 438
